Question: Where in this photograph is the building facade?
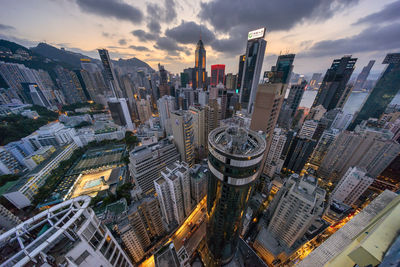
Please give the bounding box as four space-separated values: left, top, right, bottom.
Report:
205 126 266 265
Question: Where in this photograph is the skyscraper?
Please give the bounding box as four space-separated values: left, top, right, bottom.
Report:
170 110 195 167
154 161 191 225
129 139 180 195
309 73 322 90
211 64 225 86
254 174 325 265
349 53 400 130
157 95 176 135
318 126 400 182
331 166 374 206
353 60 375 91
308 128 340 167
108 97 134 130
236 54 245 91
263 128 287 177
98 48 123 98
195 39 206 89
239 28 267 113
286 80 307 116
312 55 357 111
205 126 266 265
158 63 169 97
283 137 316 173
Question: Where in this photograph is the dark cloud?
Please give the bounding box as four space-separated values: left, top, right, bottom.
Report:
102 32 110 37
199 0 358 33
353 0 400 25
165 21 215 44
131 30 158 42
154 37 188 56
130 45 150 52
0 24 15 31
145 0 177 32
118 39 127 45
75 0 143 24
147 20 161 34
301 22 400 57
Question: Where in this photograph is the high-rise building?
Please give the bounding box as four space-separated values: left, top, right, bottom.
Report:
158 63 170 97
195 39 206 89
250 54 295 172
299 120 319 140
154 161 191 225
250 82 285 135
189 105 207 150
0 204 21 231
211 64 225 86
309 73 322 90
308 128 339 167
312 55 357 111
283 137 316 173
98 49 123 97
254 174 325 265
349 53 400 130
318 126 400 182
236 54 245 91
286 80 307 117
107 97 134 130
267 54 296 84
374 155 400 192
0 196 133 267
21 83 51 108
136 96 152 123
190 162 208 204
331 110 354 130
225 73 237 90
129 139 180 195
54 65 85 104
170 110 195 166
332 166 374 206
117 217 146 263
239 28 267 113
157 95 176 135
353 60 375 91
205 126 266 265
263 128 287 177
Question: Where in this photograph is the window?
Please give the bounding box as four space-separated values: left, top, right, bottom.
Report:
75 250 90 265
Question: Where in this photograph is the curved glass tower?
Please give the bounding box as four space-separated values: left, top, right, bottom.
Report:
205 126 266 265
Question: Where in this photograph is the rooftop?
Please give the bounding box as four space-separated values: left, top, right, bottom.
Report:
209 126 266 158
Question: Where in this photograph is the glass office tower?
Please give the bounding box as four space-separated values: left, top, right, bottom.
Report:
349 53 400 130
239 28 267 113
205 126 266 265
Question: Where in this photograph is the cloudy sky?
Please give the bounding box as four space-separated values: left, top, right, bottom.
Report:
0 0 399 77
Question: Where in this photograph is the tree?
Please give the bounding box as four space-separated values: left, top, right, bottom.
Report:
124 131 138 148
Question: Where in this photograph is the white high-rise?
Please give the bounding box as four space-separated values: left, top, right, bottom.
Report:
154 161 191 225
298 120 319 140
332 166 374 206
263 128 287 177
157 95 176 135
266 174 326 248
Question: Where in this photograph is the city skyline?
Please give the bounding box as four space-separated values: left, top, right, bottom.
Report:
0 0 399 76
1 1 400 266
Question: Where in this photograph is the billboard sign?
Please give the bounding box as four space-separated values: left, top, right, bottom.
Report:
248 28 266 40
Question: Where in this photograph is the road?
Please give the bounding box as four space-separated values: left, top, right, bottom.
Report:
139 196 207 267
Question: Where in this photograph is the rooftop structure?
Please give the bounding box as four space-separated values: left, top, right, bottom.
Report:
0 196 133 267
298 190 398 267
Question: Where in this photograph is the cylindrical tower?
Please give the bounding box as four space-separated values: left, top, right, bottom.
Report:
205 126 266 265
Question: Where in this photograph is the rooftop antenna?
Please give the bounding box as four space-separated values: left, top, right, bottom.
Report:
199 23 202 40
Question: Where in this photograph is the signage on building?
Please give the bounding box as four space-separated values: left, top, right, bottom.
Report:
248 28 266 40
